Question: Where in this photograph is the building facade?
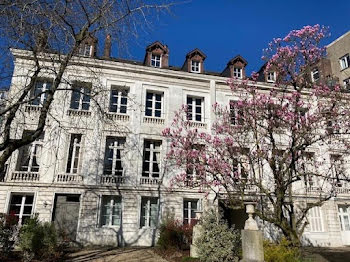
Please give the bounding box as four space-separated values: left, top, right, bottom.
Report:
1 34 350 247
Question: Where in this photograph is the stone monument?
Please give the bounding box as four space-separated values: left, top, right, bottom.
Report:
241 203 264 262
190 210 203 258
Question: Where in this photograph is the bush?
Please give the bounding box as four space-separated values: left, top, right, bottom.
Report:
18 215 61 261
0 212 19 258
195 210 241 262
157 217 194 251
264 238 301 262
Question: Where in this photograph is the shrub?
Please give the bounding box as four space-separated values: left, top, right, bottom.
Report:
157 217 194 251
18 215 61 261
195 209 241 262
264 238 301 262
0 212 19 258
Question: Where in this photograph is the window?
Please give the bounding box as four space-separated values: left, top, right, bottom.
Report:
101 196 122 226
103 137 125 176
183 199 199 225
343 78 350 90
140 197 159 228
311 68 320 82
145 92 163 118
307 206 323 232
8 194 34 225
229 101 244 125
300 152 317 187
338 205 350 231
70 84 91 111
267 72 276 83
331 154 344 187
187 96 204 122
142 140 161 178
78 44 92 57
66 134 82 174
233 67 242 79
340 54 350 70
30 80 52 105
151 54 161 68
109 87 128 114
191 60 200 73
16 131 44 173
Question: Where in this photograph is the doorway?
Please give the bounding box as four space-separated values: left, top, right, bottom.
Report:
338 205 350 245
219 201 248 230
52 194 81 242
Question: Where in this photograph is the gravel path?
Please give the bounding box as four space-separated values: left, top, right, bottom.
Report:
67 247 168 262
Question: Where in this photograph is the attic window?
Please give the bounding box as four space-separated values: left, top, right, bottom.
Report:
233 67 242 79
311 68 320 82
267 72 276 83
78 44 92 57
151 54 161 68
191 61 200 73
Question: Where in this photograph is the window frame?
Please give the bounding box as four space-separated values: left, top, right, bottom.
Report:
186 96 204 122
307 206 324 232
70 83 91 111
142 139 162 178
311 68 320 82
109 86 128 114
267 72 276 83
16 131 45 173
8 193 35 225
140 197 159 228
151 54 161 68
103 137 125 176
30 79 52 106
340 54 350 70
145 91 163 118
191 60 200 73
78 44 92 57
233 67 243 79
66 134 82 174
100 195 122 227
183 199 200 225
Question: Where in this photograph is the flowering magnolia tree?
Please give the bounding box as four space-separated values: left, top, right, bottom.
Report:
163 25 350 246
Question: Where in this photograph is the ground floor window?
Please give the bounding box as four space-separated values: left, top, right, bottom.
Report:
8 194 34 224
307 206 323 232
183 199 199 225
140 197 159 228
339 205 350 231
101 196 122 226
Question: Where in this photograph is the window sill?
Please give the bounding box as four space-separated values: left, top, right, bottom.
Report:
143 116 165 125
106 112 129 122
67 109 91 116
10 171 39 182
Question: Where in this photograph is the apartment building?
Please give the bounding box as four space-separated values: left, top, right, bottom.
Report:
309 31 350 89
1 34 350 247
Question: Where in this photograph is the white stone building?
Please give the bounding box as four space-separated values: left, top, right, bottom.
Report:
1 37 350 247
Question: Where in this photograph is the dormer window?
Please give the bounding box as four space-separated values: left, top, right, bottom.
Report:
311 68 320 82
191 61 200 73
78 44 92 57
233 67 242 79
267 72 276 83
151 54 161 68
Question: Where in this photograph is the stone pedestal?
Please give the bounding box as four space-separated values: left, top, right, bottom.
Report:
241 230 264 262
190 223 202 258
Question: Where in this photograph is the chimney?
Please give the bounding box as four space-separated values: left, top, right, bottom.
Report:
103 34 112 59
36 29 48 52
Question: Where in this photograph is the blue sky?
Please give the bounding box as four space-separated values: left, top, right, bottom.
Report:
121 0 350 75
